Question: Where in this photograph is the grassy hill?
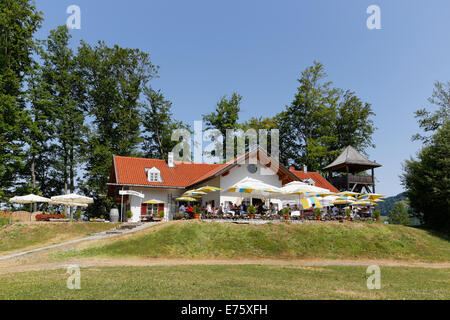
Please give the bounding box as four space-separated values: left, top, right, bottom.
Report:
59 221 450 262
0 222 118 254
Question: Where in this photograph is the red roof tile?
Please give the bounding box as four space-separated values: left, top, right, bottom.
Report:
290 169 339 193
112 155 226 188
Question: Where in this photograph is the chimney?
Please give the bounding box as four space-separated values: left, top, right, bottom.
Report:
303 165 307 173
168 152 175 168
289 165 295 172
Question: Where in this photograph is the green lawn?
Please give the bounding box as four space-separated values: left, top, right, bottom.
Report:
57 221 450 262
0 218 8 228
0 222 118 254
0 264 448 300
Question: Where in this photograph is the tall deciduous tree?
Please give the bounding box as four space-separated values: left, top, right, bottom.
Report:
78 41 158 216
141 87 186 160
277 62 376 171
39 26 86 205
402 121 450 232
0 0 42 202
203 93 242 160
277 62 339 170
413 81 450 143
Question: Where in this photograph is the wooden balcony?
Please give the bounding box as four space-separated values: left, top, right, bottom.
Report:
330 174 374 188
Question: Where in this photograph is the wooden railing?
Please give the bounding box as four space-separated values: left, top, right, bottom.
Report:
330 174 373 187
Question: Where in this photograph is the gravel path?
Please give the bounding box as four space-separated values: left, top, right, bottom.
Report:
0 222 157 261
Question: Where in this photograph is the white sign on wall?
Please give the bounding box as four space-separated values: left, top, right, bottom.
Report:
119 190 144 198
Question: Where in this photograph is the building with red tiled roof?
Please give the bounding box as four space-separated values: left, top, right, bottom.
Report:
288 167 339 193
108 148 338 222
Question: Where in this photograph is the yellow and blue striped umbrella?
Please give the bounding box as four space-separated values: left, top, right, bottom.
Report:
142 199 166 204
358 193 384 200
337 191 360 197
300 197 323 209
195 186 223 193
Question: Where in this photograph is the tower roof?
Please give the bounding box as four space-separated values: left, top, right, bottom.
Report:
323 146 381 172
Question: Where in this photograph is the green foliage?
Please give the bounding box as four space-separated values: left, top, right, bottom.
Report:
203 93 242 160
376 192 407 216
373 210 380 219
281 207 290 216
77 41 158 216
314 208 322 217
0 0 43 201
402 121 450 231
193 205 199 214
141 87 188 160
247 205 256 215
126 210 132 219
388 202 411 226
158 210 165 218
345 209 351 217
412 81 450 143
75 209 82 220
277 62 375 170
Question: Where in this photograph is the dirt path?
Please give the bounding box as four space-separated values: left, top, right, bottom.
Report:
0 255 449 275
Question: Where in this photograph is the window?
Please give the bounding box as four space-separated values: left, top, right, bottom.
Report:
146 167 162 183
147 204 158 215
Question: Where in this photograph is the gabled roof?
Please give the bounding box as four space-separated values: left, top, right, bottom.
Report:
323 146 381 172
110 156 226 188
109 147 300 189
289 169 339 193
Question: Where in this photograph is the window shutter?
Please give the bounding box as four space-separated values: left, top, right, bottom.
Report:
141 204 147 215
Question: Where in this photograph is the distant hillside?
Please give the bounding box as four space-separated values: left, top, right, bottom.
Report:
376 192 407 216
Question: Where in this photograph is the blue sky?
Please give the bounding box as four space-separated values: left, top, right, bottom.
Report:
34 0 450 196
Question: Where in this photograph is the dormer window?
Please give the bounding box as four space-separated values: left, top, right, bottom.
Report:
145 167 162 183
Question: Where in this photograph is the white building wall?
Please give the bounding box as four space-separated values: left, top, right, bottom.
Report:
219 163 284 208
128 187 185 222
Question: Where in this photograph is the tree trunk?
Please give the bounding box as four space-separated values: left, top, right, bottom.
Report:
70 147 74 221
31 155 37 212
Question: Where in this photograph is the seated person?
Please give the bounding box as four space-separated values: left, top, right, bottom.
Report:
291 204 301 216
240 203 247 215
226 203 234 216
269 202 276 215
258 203 268 215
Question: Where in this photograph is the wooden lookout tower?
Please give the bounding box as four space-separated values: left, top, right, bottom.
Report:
323 146 382 193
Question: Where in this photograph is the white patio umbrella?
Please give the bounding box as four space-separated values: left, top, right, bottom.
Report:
9 194 51 222
51 194 93 222
224 177 283 210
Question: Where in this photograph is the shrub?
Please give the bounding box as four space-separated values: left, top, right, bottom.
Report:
193 205 199 214
345 209 351 217
75 209 82 221
314 208 322 217
158 210 165 218
280 207 290 216
247 205 256 215
388 202 410 225
373 210 381 219
126 210 133 219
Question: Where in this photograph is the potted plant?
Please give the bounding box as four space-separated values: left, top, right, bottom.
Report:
345 209 351 221
373 209 381 222
126 210 133 222
158 210 165 221
314 208 322 221
281 207 290 220
193 205 201 220
247 205 256 219
75 209 82 222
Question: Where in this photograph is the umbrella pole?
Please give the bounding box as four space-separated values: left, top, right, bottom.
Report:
30 203 32 222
